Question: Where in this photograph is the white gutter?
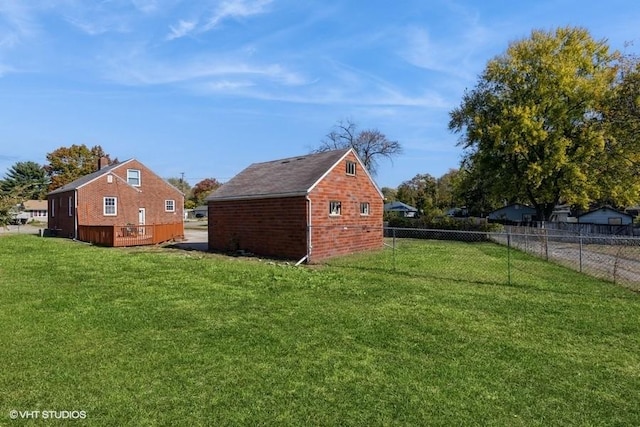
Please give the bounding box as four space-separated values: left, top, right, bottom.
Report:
297 195 313 265
74 189 78 240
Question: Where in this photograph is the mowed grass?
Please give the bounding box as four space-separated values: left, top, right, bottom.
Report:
1 235 639 426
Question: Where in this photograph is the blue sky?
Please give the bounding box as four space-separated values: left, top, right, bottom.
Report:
1 0 639 189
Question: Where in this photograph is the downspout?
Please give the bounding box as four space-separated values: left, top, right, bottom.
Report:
295 195 312 266
74 189 78 240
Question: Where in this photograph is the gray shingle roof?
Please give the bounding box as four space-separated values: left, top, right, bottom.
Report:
384 201 418 212
206 149 352 201
47 159 133 195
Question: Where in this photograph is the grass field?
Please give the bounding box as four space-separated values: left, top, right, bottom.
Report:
1 234 639 426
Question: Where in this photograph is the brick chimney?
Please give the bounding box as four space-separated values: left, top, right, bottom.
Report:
98 156 109 170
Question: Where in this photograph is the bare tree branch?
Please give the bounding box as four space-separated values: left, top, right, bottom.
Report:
314 119 402 176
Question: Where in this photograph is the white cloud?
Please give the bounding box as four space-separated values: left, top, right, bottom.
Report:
204 0 272 31
167 0 273 40
103 51 309 89
130 0 161 14
166 19 197 40
0 2 38 45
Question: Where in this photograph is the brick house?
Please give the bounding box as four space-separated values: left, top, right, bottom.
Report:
47 158 184 246
206 148 383 262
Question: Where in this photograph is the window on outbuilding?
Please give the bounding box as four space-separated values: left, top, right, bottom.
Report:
165 200 175 212
329 201 342 216
346 161 356 176
360 202 370 216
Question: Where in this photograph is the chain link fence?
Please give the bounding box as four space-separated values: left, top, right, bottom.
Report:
380 227 640 291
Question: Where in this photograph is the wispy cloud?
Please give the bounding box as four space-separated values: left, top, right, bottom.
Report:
102 50 308 89
0 2 38 46
401 26 480 80
130 0 161 14
398 1 496 83
166 19 197 40
166 0 273 40
203 0 272 31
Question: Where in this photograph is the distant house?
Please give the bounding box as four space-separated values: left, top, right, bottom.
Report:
193 205 208 218
47 158 184 246
384 201 418 217
549 204 574 223
578 206 634 225
206 148 383 263
487 203 536 224
22 200 48 222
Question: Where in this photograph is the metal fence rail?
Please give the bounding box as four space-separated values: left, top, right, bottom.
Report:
382 227 640 290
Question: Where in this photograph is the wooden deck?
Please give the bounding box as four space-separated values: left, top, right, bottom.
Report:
78 223 184 247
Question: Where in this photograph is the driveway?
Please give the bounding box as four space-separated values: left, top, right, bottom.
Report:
173 228 208 251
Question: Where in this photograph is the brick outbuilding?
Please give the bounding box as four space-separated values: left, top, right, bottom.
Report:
206 148 383 263
47 158 184 246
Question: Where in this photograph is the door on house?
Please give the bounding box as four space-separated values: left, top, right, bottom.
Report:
138 208 146 235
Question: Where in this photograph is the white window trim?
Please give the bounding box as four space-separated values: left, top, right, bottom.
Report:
127 169 141 187
346 161 356 176
104 197 117 216
165 199 175 212
360 202 370 216
68 196 73 216
51 200 55 218
329 201 342 216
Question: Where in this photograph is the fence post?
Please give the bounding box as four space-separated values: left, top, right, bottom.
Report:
507 232 511 285
392 228 396 271
545 227 549 261
579 231 583 273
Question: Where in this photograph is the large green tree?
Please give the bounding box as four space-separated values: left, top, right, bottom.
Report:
435 168 463 210
449 27 633 221
45 144 115 191
597 54 640 206
1 161 49 200
396 173 437 214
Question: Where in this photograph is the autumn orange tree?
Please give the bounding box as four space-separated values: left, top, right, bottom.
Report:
45 144 115 191
191 178 222 206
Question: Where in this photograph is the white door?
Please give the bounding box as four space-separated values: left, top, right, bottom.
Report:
138 208 146 235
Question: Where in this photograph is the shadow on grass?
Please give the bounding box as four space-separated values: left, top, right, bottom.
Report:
166 241 209 252
324 262 509 288
324 261 636 300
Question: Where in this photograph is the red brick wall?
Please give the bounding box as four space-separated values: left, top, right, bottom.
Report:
208 151 383 262
208 197 307 259
48 160 184 239
308 151 383 261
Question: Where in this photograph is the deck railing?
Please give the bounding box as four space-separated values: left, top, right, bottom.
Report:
78 223 184 247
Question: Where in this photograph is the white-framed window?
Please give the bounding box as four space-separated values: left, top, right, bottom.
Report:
107 174 113 184
329 201 342 216
51 200 55 218
346 161 356 176
68 196 73 216
104 197 117 216
360 202 370 216
165 200 175 212
127 169 141 186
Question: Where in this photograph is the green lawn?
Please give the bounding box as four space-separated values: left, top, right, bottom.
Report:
1 235 639 426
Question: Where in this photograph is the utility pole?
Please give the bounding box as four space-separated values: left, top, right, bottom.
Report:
180 172 185 183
